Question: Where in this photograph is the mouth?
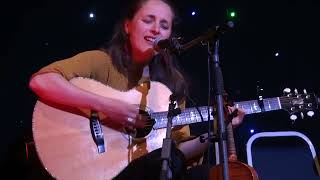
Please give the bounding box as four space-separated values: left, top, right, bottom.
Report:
144 36 156 45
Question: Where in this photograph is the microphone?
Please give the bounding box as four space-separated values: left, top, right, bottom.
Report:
215 21 235 35
153 37 182 53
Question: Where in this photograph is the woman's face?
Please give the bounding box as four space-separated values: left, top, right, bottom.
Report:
125 0 173 64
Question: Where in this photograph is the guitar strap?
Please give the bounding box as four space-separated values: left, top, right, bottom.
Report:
136 66 151 110
141 65 150 83
125 66 151 161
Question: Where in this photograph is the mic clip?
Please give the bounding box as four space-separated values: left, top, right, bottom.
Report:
155 37 183 54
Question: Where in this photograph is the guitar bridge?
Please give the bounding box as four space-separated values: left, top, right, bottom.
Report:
90 111 105 153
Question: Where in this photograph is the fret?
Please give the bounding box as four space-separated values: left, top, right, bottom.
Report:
263 98 281 111
277 97 282 109
263 99 272 111
172 118 177 126
176 115 181 125
195 115 201 123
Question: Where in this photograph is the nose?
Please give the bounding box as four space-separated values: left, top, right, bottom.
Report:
150 23 160 35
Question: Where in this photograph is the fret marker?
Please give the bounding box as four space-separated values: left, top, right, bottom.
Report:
196 115 200 122
176 115 180 124
253 102 259 111
161 118 165 125
190 111 195 122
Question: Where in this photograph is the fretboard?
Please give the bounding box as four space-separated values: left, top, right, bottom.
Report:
152 97 282 129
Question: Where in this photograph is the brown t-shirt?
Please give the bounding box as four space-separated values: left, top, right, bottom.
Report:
32 50 190 143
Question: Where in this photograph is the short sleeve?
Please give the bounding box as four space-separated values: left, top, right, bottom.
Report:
31 50 112 83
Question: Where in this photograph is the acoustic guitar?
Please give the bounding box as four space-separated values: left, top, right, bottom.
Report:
32 77 318 179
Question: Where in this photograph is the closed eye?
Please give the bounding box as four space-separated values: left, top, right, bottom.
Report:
160 22 169 30
143 15 171 30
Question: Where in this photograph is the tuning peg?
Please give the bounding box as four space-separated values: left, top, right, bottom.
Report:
307 111 315 117
290 114 297 121
303 89 307 94
294 88 298 95
300 112 304 119
283 88 291 96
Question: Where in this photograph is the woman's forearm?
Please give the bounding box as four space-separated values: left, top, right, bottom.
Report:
178 134 209 161
29 72 106 112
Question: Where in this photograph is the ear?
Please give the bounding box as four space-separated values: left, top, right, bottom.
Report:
124 19 130 34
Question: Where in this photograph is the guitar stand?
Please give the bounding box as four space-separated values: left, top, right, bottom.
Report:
160 94 181 180
200 106 237 143
200 132 224 144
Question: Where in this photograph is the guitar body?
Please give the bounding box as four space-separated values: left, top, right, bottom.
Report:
210 160 259 180
32 78 173 180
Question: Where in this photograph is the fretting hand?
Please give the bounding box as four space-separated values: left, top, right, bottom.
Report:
226 106 246 127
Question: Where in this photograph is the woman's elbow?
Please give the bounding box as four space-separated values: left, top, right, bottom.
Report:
29 75 46 96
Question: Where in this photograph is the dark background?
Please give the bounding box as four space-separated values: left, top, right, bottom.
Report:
2 0 320 178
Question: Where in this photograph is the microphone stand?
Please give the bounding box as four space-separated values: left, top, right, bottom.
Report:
160 94 181 180
173 22 234 180
208 38 230 180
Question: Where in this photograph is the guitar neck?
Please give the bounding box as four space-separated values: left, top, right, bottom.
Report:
226 123 237 158
152 97 282 129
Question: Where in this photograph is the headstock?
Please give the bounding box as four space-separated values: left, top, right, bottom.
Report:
281 88 319 121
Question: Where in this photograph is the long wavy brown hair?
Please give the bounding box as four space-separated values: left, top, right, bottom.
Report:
101 0 187 101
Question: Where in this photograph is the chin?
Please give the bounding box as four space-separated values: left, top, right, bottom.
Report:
141 48 155 59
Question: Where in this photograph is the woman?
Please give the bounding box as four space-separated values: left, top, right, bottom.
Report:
29 0 244 179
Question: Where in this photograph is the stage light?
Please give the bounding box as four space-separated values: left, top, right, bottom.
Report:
89 13 95 19
275 52 279 57
230 12 236 17
191 11 196 16
250 129 255 133
227 8 238 20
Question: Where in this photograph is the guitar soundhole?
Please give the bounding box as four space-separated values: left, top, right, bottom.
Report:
124 110 155 138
